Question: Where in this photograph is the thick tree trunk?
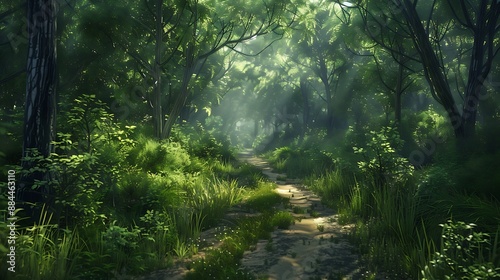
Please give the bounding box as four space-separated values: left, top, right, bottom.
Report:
20 0 57 218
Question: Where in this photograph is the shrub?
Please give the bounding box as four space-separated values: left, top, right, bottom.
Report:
245 181 287 212
115 171 182 222
306 169 355 209
353 125 414 188
271 211 295 229
20 146 106 227
268 147 335 178
210 161 264 188
127 135 195 174
421 220 500 279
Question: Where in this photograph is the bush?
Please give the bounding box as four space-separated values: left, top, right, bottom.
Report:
128 136 192 174
114 170 183 222
353 125 414 188
210 161 264 188
268 147 335 178
421 220 500 279
271 211 295 229
20 146 106 227
245 181 287 212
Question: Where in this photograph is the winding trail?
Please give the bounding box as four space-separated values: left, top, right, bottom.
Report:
237 150 374 280
137 150 378 280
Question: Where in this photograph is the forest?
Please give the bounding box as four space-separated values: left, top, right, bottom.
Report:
1 0 500 279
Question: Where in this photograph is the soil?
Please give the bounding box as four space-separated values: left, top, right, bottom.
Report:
136 150 382 280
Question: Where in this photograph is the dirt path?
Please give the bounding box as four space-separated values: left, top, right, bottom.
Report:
238 150 375 280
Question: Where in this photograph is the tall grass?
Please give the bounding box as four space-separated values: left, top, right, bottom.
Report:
244 180 286 212
310 166 500 278
210 161 264 188
11 208 82 280
185 177 243 228
306 169 354 208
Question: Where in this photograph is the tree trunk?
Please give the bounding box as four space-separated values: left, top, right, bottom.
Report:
162 59 194 139
20 0 58 219
300 77 310 137
460 0 498 138
401 0 462 136
318 57 335 135
153 0 163 139
395 54 403 127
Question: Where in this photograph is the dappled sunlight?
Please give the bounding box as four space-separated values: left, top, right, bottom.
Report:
2 0 499 279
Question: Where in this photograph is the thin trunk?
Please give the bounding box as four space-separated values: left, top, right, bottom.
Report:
162 3 197 140
300 77 310 134
395 54 403 127
318 57 334 135
153 0 163 139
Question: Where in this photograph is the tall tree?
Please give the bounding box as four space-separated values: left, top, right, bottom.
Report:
20 0 58 217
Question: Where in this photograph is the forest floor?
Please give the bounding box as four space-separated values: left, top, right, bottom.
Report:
137 150 380 280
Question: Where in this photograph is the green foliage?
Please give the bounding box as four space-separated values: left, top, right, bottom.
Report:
267 146 335 178
271 211 295 229
185 177 243 228
185 213 281 280
62 94 135 153
421 220 500 279
306 169 355 209
353 125 414 188
189 133 235 162
102 221 141 253
20 146 106 227
210 161 264 188
115 170 182 221
412 108 449 147
128 136 193 174
6 210 82 280
244 181 287 212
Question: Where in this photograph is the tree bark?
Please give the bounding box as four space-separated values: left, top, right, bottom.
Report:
20 0 58 217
